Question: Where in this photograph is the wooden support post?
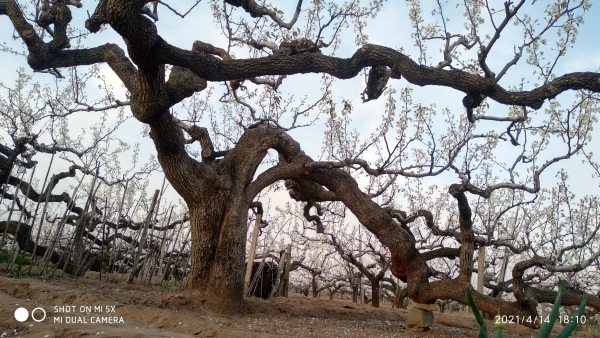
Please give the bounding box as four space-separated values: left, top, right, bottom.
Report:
140 178 167 282
162 213 185 286
148 205 172 284
175 228 191 288
27 152 55 271
6 167 36 272
270 248 288 298
147 205 173 285
68 170 101 277
274 244 292 297
497 248 510 297
277 244 292 297
128 190 160 284
105 180 128 282
358 227 364 304
477 247 485 293
1 170 25 253
118 193 145 282
42 174 86 276
243 213 262 298
99 201 111 281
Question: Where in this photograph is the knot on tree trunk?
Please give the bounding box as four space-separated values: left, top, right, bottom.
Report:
462 93 485 123
131 99 169 124
362 65 391 102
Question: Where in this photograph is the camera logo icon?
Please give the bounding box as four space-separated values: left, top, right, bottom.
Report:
14 307 46 322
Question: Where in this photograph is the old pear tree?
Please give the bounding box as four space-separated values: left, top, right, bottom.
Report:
1 0 599 319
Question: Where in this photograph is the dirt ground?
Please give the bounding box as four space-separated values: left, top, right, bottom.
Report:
0 274 597 338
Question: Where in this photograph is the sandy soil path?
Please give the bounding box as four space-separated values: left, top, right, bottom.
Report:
0 275 596 337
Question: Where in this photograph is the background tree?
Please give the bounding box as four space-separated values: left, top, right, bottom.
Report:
0 71 193 279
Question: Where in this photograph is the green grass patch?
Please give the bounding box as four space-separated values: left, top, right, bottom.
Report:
0 250 35 266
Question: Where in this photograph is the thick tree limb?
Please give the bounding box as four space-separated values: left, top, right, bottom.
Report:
159 43 600 111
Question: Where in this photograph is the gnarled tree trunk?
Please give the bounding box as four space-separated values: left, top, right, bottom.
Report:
147 115 285 312
186 195 248 312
